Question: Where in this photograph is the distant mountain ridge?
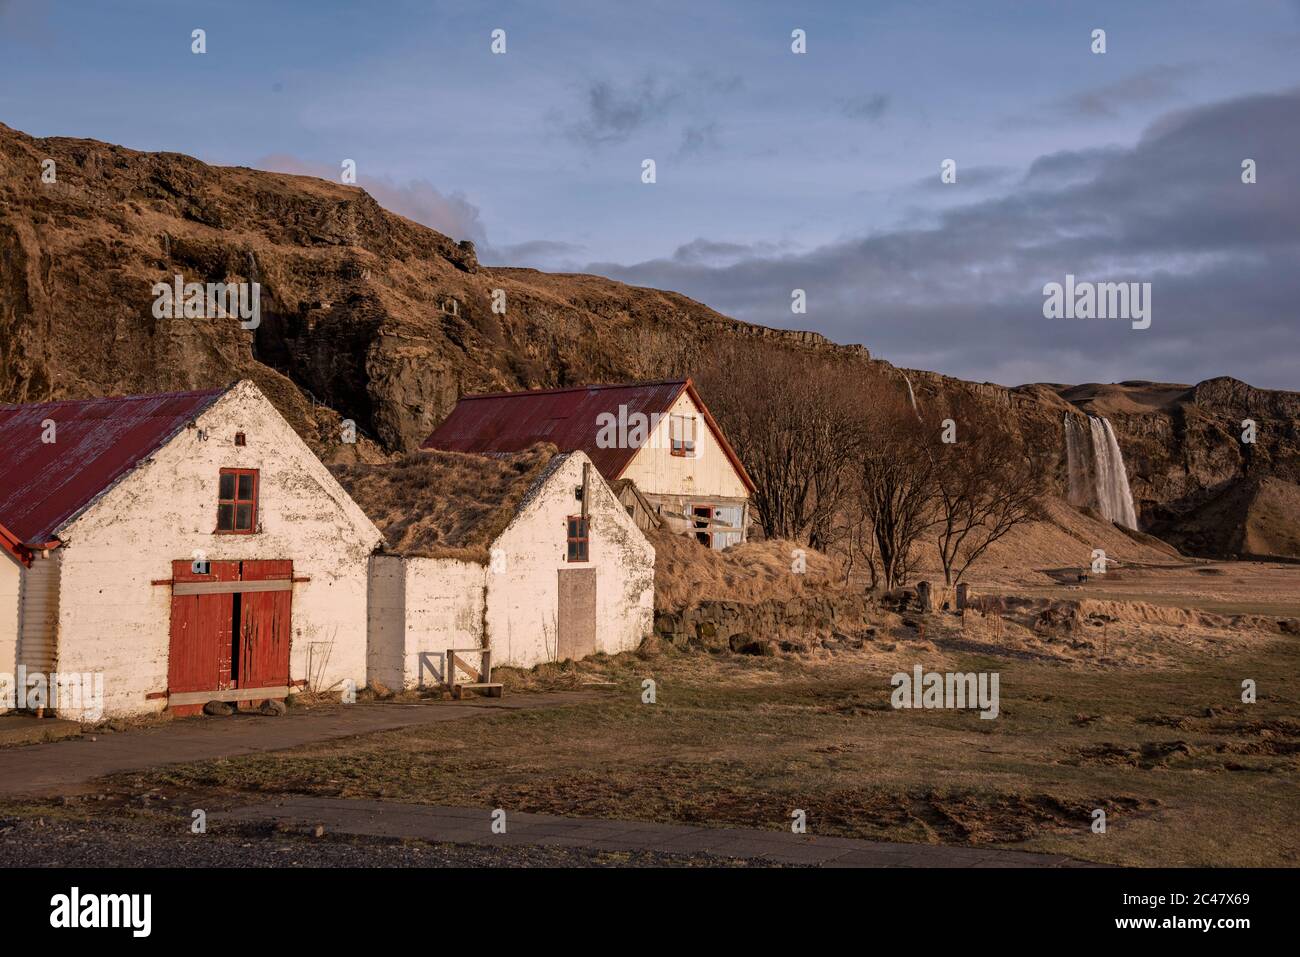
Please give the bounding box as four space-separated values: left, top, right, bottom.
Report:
1 122 1296 556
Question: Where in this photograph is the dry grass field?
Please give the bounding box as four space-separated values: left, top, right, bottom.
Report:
114 577 1298 867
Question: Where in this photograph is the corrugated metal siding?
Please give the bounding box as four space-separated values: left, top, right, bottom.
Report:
0 555 21 686
0 388 227 544
17 552 60 674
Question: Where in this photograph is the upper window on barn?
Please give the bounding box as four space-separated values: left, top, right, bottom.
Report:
217 468 259 533
670 414 697 457
566 515 589 562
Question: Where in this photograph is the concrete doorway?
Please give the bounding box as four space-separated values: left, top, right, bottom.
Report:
556 567 596 661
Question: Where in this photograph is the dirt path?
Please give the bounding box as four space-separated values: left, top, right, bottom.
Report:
0 692 599 797
213 795 1097 867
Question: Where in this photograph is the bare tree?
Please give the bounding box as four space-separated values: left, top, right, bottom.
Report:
855 380 938 590
828 492 877 589
931 395 1048 585
694 344 863 544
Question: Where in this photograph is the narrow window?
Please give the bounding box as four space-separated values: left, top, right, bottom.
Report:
670 414 697 457
692 504 714 547
566 515 589 562
217 468 259 533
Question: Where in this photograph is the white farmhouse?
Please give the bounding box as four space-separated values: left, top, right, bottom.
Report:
423 379 756 549
330 444 655 689
0 380 381 720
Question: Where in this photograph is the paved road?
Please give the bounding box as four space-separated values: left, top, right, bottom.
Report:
215 796 1098 868
0 815 762 868
0 693 598 797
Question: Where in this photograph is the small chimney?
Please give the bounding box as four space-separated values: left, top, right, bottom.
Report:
581 462 590 521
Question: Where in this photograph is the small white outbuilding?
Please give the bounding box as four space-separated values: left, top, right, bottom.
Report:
0 380 382 720
331 444 655 690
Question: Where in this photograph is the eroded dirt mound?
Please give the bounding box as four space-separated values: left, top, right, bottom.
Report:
650 527 847 611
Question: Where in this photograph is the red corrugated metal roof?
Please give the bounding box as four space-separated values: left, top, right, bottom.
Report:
422 379 755 492
0 386 229 547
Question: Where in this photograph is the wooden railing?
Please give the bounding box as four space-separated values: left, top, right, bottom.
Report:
445 648 501 698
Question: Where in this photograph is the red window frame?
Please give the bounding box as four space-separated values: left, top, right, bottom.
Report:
670 414 697 457
216 468 259 534
566 515 590 562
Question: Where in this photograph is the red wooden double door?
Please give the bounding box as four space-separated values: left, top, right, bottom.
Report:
167 559 292 712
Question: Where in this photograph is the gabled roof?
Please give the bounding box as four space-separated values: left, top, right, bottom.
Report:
0 386 229 553
421 379 755 493
329 444 564 561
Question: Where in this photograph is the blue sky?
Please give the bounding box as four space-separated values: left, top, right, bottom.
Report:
2 0 1298 388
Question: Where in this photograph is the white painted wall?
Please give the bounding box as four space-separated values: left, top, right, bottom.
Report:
51 381 382 719
368 553 488 690
619 391 749 501
486 452 654 668
402 556 485 687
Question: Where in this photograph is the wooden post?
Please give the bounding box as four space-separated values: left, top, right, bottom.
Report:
916 581 932 613
581 462 590 521
956 583 968 612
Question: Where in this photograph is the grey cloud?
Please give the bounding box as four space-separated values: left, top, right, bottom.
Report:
838 93 890 121
1022 148 1121 188
909 164 1014 192
1008 65 1198 127
671 238 797 266
562 70 743 149
480 239 587 270
564 76 683 147
677 121 722 158
584 91 1300 391
1057 65 1197 118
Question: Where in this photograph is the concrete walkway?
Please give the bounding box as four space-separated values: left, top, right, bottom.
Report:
0 693 598 797
215 795 1097 868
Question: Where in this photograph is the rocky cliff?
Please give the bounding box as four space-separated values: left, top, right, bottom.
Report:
1 123 1296 555
0 122 865 462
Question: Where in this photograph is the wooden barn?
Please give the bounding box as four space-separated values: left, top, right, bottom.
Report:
423 379 756 549
331 445 655 690
0 380 381 720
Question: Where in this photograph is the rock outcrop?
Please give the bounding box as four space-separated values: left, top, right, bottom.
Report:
1 122 1296 556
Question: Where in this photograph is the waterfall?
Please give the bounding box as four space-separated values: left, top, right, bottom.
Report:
1064 414 1138 529
900 372 920 418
